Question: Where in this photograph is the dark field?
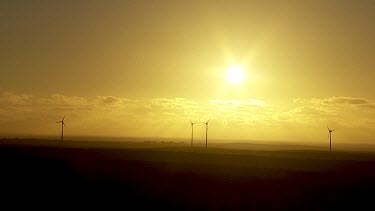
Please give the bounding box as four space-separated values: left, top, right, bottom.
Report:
1 139 374 210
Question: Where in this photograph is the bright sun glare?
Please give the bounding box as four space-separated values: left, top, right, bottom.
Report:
226 66 245 84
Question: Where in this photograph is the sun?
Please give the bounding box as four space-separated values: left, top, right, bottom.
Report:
226 66 245 84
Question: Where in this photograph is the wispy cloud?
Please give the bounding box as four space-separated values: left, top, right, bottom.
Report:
294 96 375 112
147 97 198 110
0 92 374 141
0 92 33 106
289 97 375 131
209 98 269 109
323 97 371 105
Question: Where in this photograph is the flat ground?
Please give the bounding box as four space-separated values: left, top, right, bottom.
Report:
1 139 374 210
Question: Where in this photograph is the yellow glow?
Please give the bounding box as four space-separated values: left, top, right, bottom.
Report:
226 66 245 84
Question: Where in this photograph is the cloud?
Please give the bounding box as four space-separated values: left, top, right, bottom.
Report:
97 96 121 104
0 92 33 106
322 97 371 105
287 106 325 116
288 96 375 131
209 98 269 108
294 96 375 111
360 103 375 110
96 96 137 105
147 98 198 110
0 91 374 141
0 93 274 126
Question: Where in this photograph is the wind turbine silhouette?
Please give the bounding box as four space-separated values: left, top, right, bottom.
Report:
57 116 66 143
190 121 196 147
327 126 335 152
202 119 210 148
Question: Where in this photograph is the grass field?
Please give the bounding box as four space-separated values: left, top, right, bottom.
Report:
1 139 374 210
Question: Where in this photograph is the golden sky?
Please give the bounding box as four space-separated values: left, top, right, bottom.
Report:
1 1 374 143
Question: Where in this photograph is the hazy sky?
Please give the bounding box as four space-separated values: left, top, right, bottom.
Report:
1 0 375 143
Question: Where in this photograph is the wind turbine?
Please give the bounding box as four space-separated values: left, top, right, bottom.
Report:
57 116 66 143
190 121 196 147
327 126 335 152
202 119 210 148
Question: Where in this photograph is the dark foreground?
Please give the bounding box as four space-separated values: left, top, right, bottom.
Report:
1 141 375 210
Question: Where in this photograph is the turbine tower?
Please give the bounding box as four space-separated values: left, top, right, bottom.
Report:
57 116 66 143
203 119 210 148
327 126 335 152
190 121 196 147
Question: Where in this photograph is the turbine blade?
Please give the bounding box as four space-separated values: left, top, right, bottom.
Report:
62 116 65 121
63 123 66 127
57 121 62 123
